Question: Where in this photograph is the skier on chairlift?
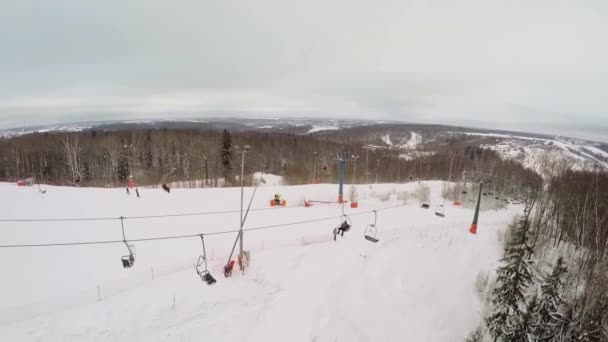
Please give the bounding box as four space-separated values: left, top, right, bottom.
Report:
337 220 351 236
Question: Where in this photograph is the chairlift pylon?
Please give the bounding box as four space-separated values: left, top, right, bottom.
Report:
195 235 216 285
364 210 379 243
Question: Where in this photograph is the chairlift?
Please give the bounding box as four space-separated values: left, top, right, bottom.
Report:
435 205 445 218
333 203 352 240
364 210 379 243
121 244 136 268
195 235 216 285
119 218 136 268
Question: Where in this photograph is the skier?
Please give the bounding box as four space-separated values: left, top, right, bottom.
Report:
162 184 171 193
333 220 351 241
126 187 130 195
273 193 281 205
337 220 351 236
135 188 140 198
224 260 235 277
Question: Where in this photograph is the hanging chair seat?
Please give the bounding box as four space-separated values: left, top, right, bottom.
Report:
364 224 379 243
195 236 216 285
121 244 136 268
121 254 134 268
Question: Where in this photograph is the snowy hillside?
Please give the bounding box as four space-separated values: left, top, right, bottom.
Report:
0 181 523 341
461 132 608 174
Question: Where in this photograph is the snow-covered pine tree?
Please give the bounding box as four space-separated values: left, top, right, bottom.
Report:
465 326 484 342
220 129 232 186
537 257 567 341
486 217 535 341
506 294 540 342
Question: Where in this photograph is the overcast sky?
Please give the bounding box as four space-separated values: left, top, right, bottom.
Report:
1 0 607 141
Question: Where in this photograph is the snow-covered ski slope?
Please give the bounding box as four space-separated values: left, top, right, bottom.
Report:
0 181 522 341
461 132 608 172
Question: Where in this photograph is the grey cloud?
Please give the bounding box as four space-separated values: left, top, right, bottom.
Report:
0 0 607 141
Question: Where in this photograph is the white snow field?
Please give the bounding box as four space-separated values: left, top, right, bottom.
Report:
0 181 522 341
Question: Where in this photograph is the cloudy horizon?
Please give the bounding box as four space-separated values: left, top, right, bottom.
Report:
1 0 607 142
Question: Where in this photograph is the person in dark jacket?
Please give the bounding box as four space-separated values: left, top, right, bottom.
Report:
162 184 170 193
337 220 351 236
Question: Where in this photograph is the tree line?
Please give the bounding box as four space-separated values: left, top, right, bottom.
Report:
0 128 541 196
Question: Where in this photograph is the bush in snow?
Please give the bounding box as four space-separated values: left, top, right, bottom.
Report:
415 182 430 204
378 191 392 202
348 185 358 202
397 191 409 204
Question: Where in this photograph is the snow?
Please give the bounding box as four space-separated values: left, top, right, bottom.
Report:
306 125 339 134
252 172 284 186
403 131 421 149
380 132 420 150
381 134 393 146
585 146 608 159
0 181 522 341
464 131 608 172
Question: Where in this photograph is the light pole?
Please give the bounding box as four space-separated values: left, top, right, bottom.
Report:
312 151 318 183
352 155 359 185
236 145 250 272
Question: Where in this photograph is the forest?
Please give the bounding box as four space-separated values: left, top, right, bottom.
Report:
0 127 540 198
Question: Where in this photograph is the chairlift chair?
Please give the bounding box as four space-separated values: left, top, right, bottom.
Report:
364 210 379 243
121 244 136 268
333 203 353 240
195 235 216 285
120 218 136 269
435 205 445 218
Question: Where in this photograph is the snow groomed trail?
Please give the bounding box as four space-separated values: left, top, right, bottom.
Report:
0 181 520 341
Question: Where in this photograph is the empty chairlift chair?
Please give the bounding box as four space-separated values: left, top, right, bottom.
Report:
364 210 379 243
119 218 136 268
435 204 445 218
122 243 136 268
196 235 216 285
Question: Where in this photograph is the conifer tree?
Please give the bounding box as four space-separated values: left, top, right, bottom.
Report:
537 257 567 341
486 217 535 341
220 129 232 186
506 294 540 342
